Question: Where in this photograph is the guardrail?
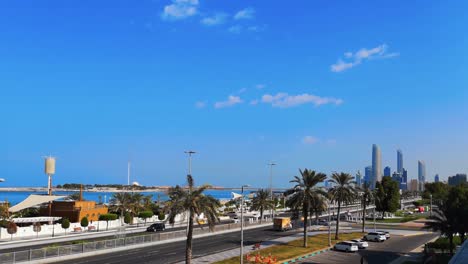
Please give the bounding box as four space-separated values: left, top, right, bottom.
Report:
0 219 271 264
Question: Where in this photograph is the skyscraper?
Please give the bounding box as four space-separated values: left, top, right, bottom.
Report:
448 174 467 186
384 166 391 177
355 171 362 187
397 149 403 174
401 169 408 190
434 174 439 183
418 160 426 191
372 144 382 189
364 166 372 186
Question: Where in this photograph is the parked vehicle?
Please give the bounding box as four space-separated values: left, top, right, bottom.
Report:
364 232 386 242
377 231 390 239
146 223 165 232
333 241 359 252
351 239 369 249
273 217 292 231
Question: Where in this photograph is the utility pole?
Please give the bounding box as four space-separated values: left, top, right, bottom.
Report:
268 162 276 220
240 184 250 264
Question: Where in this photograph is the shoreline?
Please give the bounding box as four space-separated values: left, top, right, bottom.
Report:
0 187 167 193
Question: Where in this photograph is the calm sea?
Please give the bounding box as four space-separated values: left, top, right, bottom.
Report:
0 190 247 206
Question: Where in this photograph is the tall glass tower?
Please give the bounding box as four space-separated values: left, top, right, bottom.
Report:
397 149 403 174
418 160 426 191
372 144 382 189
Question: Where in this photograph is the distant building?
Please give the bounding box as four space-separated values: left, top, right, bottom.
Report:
434 174 440 183
384 166 391 177
418 160 426 191
409 179 418 191
355 171 362 187
392 172 402 189
448 174 467 186
401 169 408 190
364 166 372 186
397 149 403 174
372 144 382 189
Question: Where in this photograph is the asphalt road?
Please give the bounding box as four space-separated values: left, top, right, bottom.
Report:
53 226 295 264
295 233 438 264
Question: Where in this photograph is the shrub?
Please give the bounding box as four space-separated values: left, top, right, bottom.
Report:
61 218 70 234
138 211 154 225
99 213 118 231
80 217 89 229
158 212 165 221
124 212 132 224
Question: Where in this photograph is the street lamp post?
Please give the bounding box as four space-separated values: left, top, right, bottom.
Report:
240 184 250 264
328 199 331 247
184 150 196 236
430 194 433 217
268 162 276 220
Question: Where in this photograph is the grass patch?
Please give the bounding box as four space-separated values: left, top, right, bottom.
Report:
213 232 365 264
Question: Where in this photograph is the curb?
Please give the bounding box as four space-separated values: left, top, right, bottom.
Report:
282 246 332 264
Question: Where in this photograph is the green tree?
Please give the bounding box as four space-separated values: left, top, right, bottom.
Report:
328 172 357 240
446 185 468 243
375 176 400 219
142 195 153 211
286 169 327 247
80 216 89 230
158 212 166 221
124 212 132 224
309 194 326 225
138 211 154 225
423 182 450 206
129 193 145 217
166 175 221 264
359 182 373 233
110 192 132 224
426 206 457 254
99 213 118 231
61 218 70 235
250 189 274 223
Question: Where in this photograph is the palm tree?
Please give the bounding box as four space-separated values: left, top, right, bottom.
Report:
129 193 145 217
166 175 221 264
286 169 327 247
328 172 357 240
359 182 373 233
110 192 132 224
250 189 274 223
142 195 153 211
426 207 457 254
309 194 326 225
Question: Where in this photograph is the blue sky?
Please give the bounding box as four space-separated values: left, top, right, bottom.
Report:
1 0 467 188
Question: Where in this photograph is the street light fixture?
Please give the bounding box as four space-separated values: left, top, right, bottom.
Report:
268 162 276 219
240 184 250 264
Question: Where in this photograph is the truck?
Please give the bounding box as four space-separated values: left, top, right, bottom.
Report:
273 217 292 231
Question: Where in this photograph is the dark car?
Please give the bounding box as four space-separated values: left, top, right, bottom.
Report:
146 223 165 232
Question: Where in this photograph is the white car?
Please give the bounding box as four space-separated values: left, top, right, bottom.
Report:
365 232 387 242
377 231 390 239
333 241 359 252
351 239 369 249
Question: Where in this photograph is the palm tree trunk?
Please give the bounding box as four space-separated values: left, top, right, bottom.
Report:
335 201 341 240
186 212 194 264
362 202 366 233
303 208 308 248
260 208 263 224
449 234 454 255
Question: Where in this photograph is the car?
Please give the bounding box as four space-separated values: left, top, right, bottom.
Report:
351 239 369 249
333 241 359 252
377 231 390 239
146 223 165 232
364 232 386 242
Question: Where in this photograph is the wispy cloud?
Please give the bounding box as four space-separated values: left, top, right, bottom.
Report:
214 95 243 108
237 87 247 94
201 13 228 26
161 0 199 21
255 84 266 90
234 7 255 20
261 93 343 108
249 99 259 105
331 44 399 72
228 25 242 34
195 101 206 108
303 136 319 145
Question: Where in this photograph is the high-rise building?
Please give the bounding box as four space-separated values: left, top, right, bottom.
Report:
409 179 418 191
355 171 362 187
448 174 467 186
434 174 440 183
401 169 408 190
418 160 426 191
364 166 372 186
397 149 403 174
372 144 382 189
392 172 402 189
384 166 391 177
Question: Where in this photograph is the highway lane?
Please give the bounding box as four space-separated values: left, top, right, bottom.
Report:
53 226 295 264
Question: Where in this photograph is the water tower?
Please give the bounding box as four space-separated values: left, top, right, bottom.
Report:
44 156 56 195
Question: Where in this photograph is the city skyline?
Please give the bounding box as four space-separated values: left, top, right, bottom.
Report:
2 1 468 187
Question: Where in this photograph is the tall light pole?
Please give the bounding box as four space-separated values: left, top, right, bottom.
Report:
268 162 276 219
430 194 433 217
184 150 196 236
327 199 331 247
240 184 250 264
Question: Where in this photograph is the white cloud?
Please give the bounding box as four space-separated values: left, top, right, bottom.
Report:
201 13 227 26
228 25 242 34
249 99 259 105
237 87 247 94
195 101 206 108
161 0 199 20
261 93 343 108
234 7 255 20
255 84 266 90
331 44 399 72
214 95 243 108
303 136 319 145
